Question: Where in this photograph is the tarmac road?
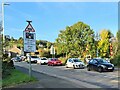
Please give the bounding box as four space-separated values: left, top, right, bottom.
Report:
13 61 119 89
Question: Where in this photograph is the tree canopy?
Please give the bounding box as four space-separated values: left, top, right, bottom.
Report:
55 21 96 58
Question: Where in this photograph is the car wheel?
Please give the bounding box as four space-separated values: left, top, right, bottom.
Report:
66 65 68 68
110 69 114 72
65 64 68 68
87 66 91 71
98 67 102 73
73 65 75 69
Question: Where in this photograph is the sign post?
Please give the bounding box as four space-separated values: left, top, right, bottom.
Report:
23 20 36 78
50 45 55 58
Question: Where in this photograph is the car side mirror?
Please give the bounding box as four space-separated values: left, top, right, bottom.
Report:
95 62 98 64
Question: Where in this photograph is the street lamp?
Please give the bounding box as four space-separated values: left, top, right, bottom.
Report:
2 2 10 43
95 32 100 58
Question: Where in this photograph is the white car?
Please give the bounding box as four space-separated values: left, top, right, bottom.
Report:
37 57 48 65
65 58 85 69
27 56 40 63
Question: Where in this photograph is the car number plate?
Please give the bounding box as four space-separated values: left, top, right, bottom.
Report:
108 67 112 69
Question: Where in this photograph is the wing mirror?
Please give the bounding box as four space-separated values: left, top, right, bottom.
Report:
71 61 74 63
95 62 98 64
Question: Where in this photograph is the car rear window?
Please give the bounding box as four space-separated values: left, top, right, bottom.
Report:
31 56 38 58
51 58 58 61
73 59 82 62
41 58 47 60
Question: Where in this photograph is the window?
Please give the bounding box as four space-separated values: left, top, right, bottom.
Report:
73 59 82 62
69 59 72 62
89 59 94 63
31 56 38 58
93 59 98 64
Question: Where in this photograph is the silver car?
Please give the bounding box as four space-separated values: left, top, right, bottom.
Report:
66 58 85 69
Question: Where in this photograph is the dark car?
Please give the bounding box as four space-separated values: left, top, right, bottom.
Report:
48 58 62 66
87 58 114 72
12 56 22 62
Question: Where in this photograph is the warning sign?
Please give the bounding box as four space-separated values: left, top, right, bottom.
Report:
23 21 36 52
24 23 35 32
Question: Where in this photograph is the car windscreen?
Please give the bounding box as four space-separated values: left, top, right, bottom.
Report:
16 57 20 59
31 56 38 58
97 59 108 63
73 59 82 62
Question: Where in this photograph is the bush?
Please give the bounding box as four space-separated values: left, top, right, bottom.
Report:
2 54 15 79
111 53 120 67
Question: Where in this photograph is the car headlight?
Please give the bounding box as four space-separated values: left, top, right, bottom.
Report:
111 64 114 67
101 65 106 68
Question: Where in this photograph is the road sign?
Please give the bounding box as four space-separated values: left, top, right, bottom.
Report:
23 21 36 52
50 45 55 55
24 23 35 32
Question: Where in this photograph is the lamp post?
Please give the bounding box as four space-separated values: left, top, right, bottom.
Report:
2 2 10 43
95 32 100 58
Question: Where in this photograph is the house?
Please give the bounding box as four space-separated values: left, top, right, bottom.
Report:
8 45 21 57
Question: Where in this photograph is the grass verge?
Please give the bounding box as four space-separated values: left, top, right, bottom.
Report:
2 69 37 88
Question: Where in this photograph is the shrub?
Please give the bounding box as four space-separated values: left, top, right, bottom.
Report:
2 54 15 79
111 53 120 67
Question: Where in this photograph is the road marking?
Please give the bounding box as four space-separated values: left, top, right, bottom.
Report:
110 80 119 83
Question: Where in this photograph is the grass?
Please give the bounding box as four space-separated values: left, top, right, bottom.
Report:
2 69 37 88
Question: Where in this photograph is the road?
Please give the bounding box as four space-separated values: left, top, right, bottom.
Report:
14 61 119 89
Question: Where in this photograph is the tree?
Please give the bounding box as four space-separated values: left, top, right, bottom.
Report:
17 37 23 49
98 29 113 58
117 30 120 53
111 30 120 66
55 21 96 58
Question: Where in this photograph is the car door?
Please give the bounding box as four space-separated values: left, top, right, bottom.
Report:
92 59 98 71
69 59 74 67
88 59 94 70
67 59 72 67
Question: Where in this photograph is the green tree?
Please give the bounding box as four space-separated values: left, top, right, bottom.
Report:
111 30 120 66
56 21 96 58
98 29 113 58
17 37 23 49
117 30 120 53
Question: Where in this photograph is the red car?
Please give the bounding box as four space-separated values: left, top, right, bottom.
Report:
48 58 62 66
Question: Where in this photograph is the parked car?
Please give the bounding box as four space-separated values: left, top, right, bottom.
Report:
87 58 114 72
65 58 85 69
11 56 22 62
27 56 39 63
48 58 62 66
37 57 48 65
20 56 26 61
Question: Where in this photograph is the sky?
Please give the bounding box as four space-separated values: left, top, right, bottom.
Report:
3 2 118 42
